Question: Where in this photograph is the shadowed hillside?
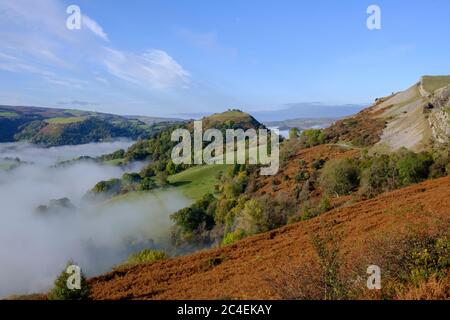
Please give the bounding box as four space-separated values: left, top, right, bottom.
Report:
0 105 181 146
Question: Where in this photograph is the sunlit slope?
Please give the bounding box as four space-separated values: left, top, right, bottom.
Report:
89 175 450 299
324 76 450 152
168 164 232 200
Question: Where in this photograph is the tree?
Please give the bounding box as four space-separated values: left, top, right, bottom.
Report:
360 155 399 198
299 129 325 148
289 128 300 139
319 158 360 196
170 193 216 244
48 261 91 300
166 160 177 175
140 177 156 191
92 178 122 194
396 150 433 185
156 171 169 187
140 163 156 178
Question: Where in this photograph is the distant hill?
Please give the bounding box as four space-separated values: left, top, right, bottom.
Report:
0 105 182 146
265 117 337 131
251 103 365 122
197 109 265 130
86 109 265 200
123 115 183 125
177 103 365 123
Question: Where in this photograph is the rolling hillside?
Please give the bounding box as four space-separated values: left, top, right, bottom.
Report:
89 175 450 299
85 80 450 300
0 105 181 146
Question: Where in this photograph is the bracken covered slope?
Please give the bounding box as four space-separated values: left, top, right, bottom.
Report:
90 175 450 300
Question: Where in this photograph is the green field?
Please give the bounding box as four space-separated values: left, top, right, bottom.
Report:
45 116 86 124
422 76 450 93
0 111 18 117
168 164 232 200
107 164 231 206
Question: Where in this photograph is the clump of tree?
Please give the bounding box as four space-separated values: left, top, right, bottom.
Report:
235 195 295 235
169 165 296 248
98 148 125 162
360 148 436 198
91 178 122 195
171 193 217 246
289 128 300 139
319 158 360 196
299 129 325 148
48 261 91 300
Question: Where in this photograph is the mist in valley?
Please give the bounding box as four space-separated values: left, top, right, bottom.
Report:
0 141 190 298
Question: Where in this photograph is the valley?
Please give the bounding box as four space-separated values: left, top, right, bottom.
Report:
1 76 449 300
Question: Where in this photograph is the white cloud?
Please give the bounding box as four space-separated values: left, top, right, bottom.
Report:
0 53 88 89
103 48 190 90
82 15 109 42
0 0 190 94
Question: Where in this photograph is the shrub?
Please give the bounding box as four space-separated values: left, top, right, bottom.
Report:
311 158 326 170
295 170 309 183
396 150 433 185
222 229 247 246
48 261 91 300
139 177 157 191
429 151 450 178
319 158 360 196
156 171 169 187
126 249 167 265
140 164 156 178
363 229 450 299
236 195 295 235
289 128 300 139
299 129 325 148
360 155 399 198
361 150 435 198
318 196 332 213
122 172 141 184
223 173 248 198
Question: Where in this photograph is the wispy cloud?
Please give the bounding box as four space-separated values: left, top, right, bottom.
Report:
0 0 190 93
0 53 88 88
82 15 109 42
103 48 190 90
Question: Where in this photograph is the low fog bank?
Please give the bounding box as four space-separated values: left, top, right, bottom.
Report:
0 140 134 167
0 141 190 298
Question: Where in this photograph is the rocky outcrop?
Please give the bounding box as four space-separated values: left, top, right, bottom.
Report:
429 86 450 145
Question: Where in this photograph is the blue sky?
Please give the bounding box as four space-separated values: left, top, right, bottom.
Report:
1 0 449 117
